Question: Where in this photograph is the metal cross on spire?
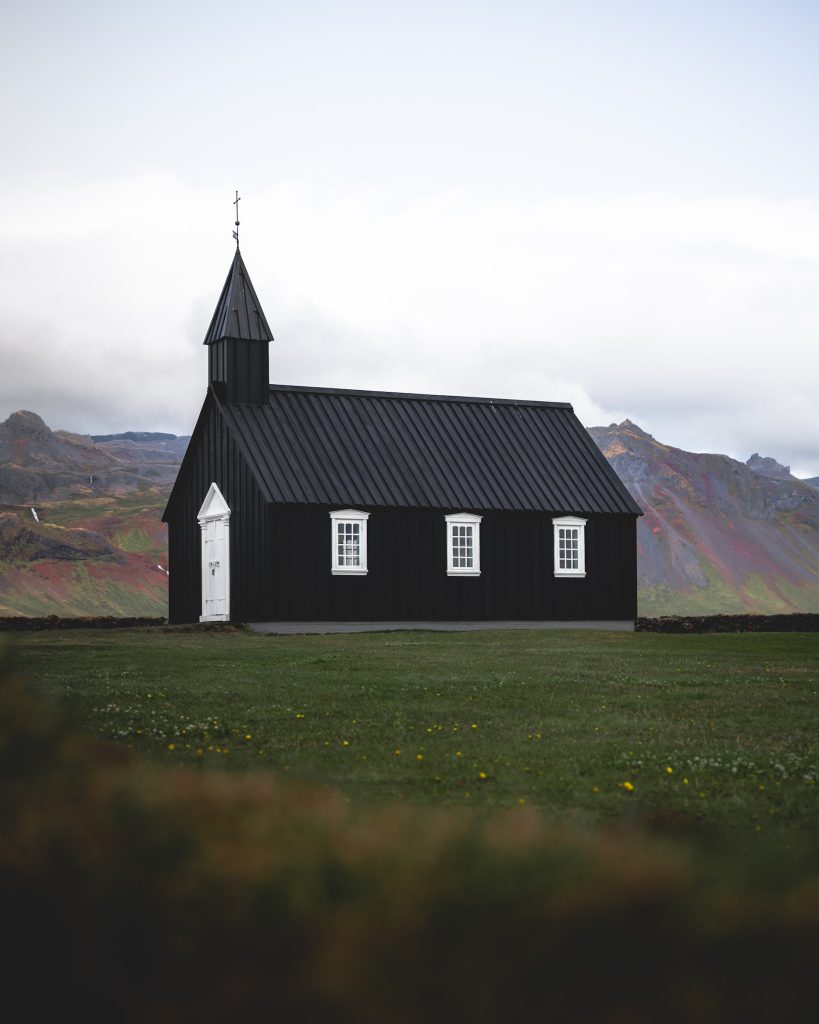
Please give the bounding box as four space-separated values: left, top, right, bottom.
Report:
232 190 241 248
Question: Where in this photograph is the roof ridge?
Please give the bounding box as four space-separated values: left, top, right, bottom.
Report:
267 383 573 410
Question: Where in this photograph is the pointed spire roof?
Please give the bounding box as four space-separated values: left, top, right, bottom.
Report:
203 249 274 345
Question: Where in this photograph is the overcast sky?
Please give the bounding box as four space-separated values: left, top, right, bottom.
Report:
1 0 818 476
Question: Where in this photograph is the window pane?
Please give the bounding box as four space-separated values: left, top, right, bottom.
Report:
337 521 361 566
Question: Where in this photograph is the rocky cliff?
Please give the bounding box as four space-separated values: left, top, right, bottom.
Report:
590 421 819 614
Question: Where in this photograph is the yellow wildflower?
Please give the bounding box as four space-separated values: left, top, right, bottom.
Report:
665 766 673 774
167 743 176 751
622 781 635 792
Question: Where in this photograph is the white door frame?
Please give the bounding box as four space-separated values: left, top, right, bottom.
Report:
197 482 231 622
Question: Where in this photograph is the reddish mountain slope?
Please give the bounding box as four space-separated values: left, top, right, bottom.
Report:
0 412 182 617
589 421 819 615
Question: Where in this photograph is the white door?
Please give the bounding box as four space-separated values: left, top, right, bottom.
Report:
198 483 231 622
202 516 229 619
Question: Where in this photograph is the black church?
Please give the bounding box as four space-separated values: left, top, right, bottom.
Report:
163 246 641 626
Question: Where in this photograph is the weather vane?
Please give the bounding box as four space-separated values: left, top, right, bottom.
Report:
233 190 241 248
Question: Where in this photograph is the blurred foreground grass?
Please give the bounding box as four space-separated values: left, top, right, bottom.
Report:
3 629 819 1020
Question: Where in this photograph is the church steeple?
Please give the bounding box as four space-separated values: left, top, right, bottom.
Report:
204 248 273 405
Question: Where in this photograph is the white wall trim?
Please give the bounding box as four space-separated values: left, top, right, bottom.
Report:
330 509 370 575
197 481 231 521
445 512 482 576
552 515 587 578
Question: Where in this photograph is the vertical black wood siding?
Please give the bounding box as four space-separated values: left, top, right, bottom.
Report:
262 506 636 622
208 339 269 405
166 401 269 623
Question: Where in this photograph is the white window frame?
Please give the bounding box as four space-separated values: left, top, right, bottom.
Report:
553 516 587 578
330 509 370 575
445 512 482 576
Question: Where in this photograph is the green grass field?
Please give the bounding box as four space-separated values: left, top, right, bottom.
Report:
13 626 818 843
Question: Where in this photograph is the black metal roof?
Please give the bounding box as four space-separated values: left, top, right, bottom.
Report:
216 385 642 515
203 249 274 345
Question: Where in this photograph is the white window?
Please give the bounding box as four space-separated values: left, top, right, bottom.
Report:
445 512 482 576
553 516 587 577
330 509 369 575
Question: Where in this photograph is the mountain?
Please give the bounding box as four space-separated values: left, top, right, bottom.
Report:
0 411 187 617
1 409 817 618
91 431 178 443
589 421 819 615
0 411 186 503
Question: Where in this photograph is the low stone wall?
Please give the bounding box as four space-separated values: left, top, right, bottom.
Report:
636 613 819 633
0 615 166 631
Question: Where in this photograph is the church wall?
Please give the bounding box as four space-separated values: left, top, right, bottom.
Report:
166 398 637 624
208 339 270 404
258 505 637 622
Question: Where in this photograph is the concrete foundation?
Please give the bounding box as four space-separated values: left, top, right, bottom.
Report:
247 620 635 635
